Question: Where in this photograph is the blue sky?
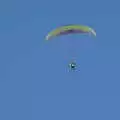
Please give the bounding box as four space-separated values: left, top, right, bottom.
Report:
0 0 120 119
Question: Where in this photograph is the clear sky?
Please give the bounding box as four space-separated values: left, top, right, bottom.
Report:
0 0 120 119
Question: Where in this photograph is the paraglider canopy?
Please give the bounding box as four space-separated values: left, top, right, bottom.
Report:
46 24 96 40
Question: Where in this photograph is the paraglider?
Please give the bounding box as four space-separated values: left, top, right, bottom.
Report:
45 24 96 71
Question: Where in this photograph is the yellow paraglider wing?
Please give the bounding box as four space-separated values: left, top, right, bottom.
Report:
46 24 96 40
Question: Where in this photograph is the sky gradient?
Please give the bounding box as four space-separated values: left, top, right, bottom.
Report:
0 0 120 119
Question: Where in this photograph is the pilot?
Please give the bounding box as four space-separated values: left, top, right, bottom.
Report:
69 62 76 70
